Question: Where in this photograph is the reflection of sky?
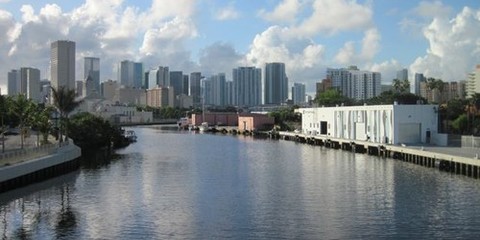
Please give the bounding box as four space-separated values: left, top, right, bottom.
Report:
2 127 480 238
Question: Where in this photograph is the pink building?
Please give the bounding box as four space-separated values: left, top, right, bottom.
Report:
238 114 275 131
191 113 239 126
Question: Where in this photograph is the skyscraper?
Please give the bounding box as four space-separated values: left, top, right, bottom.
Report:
233 66 261 107
21 67 40 102
414 73 425 96
264 62 288 105
118 60 144 88
292 82 306 104
84 57 100 93
7 69 20 96
169 71 184 97
203 73 226 106
51 40 75 91
396 68 408 81
148 66 169 90
190 72 202 107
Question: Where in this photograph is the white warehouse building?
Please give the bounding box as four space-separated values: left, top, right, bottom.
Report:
298 104 440 145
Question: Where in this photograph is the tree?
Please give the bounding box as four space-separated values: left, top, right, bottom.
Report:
8 94 36 149
30 105 54 145
392 79 410 93
451 114 469 134
50 86 82 143
0 95 6 152
314 89 354 107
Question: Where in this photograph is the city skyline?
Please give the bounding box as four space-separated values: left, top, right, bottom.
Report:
1 1 480 95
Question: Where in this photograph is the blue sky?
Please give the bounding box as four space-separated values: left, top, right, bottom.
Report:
1 0 480 95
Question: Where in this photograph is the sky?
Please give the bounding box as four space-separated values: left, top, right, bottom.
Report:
1 0 480 95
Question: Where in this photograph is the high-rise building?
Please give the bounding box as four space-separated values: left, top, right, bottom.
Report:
414 73 426 95
169 71 183 98
183 75 189 96
51 40 75 91
292 83 306 105
316 78 332 95
203 73 226 106
225 81 235 106
233 66 261 107
21 67 40 102
190 72 202 106
118 60 144 88
7 69 20 96
146 86 174 108
396 68 408 81
101 79 118 101
264 62 288 105
326 66 381 101
84 57 100 93
147 66 169 90
466 65 480 98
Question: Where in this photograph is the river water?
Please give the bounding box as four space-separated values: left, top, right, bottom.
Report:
1 125 480 239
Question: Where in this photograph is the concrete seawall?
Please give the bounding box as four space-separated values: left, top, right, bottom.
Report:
0 143 82 193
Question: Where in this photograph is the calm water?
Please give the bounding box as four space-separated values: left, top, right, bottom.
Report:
1 126 480 239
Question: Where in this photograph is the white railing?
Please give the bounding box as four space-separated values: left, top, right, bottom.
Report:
0 141 70 167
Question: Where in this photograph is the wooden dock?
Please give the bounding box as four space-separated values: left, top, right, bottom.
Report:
278 132 480 178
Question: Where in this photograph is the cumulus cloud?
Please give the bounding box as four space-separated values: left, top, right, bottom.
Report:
0 0 199 87
293 0 373 36
414 0 452 19
334 28 381 65
245 25 326 86
198 42 243 77
215 3 240 20
368 59 403 84
409 6 480 81
258 0 302 24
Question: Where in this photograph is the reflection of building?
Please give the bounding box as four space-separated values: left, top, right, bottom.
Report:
298 104 439 145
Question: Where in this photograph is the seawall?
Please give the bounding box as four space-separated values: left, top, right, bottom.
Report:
0 143 82 193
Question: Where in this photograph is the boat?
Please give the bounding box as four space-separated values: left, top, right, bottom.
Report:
124 130 137 142
199 122 209 132
177 117 190 129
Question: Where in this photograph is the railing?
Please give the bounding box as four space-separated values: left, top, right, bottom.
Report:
0 141 70 167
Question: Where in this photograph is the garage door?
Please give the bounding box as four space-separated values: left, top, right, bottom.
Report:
398 123 421 144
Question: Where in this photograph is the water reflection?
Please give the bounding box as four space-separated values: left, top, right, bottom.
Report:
1 126 480 238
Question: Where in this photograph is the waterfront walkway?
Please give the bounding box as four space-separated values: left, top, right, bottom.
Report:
0 133 60 167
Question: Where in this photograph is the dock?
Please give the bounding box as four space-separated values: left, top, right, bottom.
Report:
279 132 480 178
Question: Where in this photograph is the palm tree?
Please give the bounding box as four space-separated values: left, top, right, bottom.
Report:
0 95 7 153
30 105 54 146
50 86 82 144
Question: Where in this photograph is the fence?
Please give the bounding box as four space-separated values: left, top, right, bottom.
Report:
461 135 480 148
0 141 70 167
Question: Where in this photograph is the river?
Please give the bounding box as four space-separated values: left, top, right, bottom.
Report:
1 125 480 239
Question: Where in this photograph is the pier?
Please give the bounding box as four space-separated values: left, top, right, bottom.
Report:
279 132 480 178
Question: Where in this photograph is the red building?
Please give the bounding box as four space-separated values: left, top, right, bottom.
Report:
238 114 275 131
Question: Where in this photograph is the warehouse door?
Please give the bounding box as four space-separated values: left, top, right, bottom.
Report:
398 123 421 144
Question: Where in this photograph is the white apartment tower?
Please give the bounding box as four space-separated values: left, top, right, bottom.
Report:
51 40 76 91
326 66 381 101
233 67 261 106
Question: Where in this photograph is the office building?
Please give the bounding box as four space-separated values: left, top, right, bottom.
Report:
7 69 20 96
51 40 75 91
84 57 100 93
264 62 288 105
190 72 202 106
118 60 144 88
169 71 183 97
147 66 169 90
414 73 426 95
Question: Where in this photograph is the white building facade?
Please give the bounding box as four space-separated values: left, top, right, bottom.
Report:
299 104 439 145
326 66 381 101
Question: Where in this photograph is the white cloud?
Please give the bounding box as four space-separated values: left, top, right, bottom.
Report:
215 3 240 21
334 28 381 65
410 6 480 81
245 25 326 87
198 42 243 77
293 0 373 36
259 0 302 24
414 0 452 19
368 59 402 84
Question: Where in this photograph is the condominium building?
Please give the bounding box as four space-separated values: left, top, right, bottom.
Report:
51 40 75 91
292 82 306 104
466 65 480 98
146 86 174 108
264 62 288 105
233 66 261 107
316 78 332 94
203 73 226 106
326 66 381 100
